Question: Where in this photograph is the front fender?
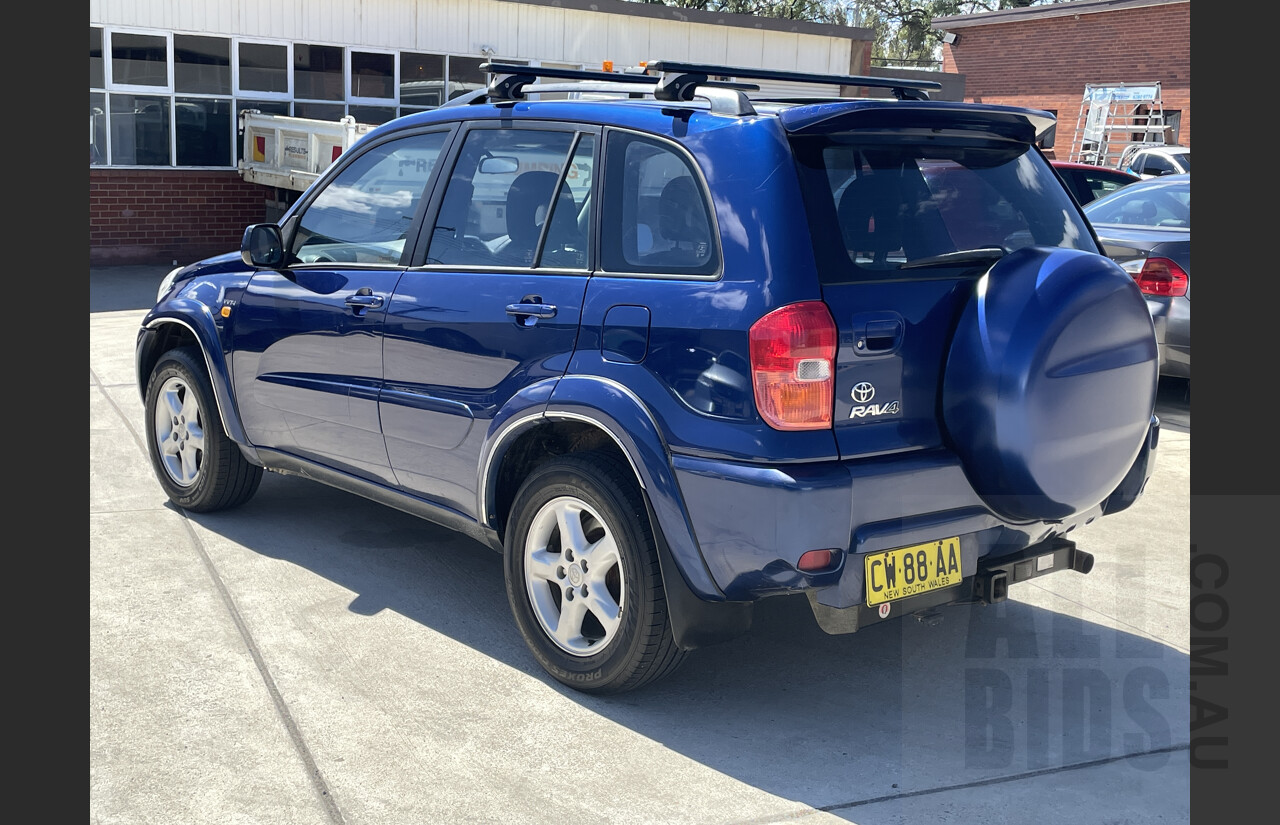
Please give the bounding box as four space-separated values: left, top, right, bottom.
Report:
136 290 251 449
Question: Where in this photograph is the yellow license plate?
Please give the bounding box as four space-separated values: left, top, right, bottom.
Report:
864 537 963 606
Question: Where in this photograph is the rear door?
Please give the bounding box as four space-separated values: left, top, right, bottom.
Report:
785 114 1098 461
379 123 597 515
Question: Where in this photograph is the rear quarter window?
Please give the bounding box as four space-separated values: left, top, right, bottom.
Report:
599 131 718 277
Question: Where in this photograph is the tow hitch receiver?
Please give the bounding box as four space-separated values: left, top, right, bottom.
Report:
974 537 1093 605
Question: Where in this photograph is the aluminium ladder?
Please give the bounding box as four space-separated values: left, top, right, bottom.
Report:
1069 82 1166 168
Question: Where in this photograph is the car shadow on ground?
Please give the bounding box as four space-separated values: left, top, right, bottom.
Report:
187 472 1190 819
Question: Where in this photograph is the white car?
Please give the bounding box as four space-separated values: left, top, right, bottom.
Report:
1119 145 1190 179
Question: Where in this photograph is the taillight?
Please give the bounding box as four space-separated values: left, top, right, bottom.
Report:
1123 257 1189 297
749 301 836 431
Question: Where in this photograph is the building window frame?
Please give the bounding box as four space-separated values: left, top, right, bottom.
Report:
105 28 173 93
350 48 398 105
90 26 524 170
235 39 293 102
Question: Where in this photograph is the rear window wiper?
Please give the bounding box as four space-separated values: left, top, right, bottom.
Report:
898 247 1006 271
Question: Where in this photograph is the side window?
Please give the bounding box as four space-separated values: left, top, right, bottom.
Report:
289 131 449 265
427 128 577 268
1088 192 1183 227
1145 155 1175 175
1089 174 1128 200
601 132 717 276
540 134 594 269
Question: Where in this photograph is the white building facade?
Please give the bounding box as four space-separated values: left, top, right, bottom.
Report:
90 0 878 264
90 0 873 171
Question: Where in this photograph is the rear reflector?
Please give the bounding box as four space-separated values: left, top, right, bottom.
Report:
749 301 837 431
1127 256 1189 297
797 549 835 571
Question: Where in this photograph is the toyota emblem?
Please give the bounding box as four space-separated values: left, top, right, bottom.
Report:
851 382 876 403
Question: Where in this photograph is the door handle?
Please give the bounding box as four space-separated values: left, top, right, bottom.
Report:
506 297 557 326
346 288 384 312
852 316 904 355
346 294 384 308
505 303 557 319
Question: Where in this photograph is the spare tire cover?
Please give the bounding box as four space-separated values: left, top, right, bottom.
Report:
942 246 1158 522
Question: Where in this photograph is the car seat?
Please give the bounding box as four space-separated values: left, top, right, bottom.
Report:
1120 199 1158 226
838 174 904 267
495 170 559 267
646 176 711 268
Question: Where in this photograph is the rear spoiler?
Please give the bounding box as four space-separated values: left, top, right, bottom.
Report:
778 101 1057 148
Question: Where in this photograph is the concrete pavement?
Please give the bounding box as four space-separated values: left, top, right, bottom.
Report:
91 265 1191 824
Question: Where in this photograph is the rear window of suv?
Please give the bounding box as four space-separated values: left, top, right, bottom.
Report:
790 135 1098 282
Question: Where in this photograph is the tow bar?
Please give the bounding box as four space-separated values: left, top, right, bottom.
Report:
974 537 1094 605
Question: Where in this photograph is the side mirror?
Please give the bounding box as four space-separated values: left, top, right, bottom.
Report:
241 224 284 268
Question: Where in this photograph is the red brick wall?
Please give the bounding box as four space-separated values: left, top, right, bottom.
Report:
940 2 1190 162
89 169 271 266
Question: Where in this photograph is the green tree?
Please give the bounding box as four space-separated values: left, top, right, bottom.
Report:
859 1 1062 63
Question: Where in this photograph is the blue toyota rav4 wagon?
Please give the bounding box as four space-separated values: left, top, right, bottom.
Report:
137 62 1160 694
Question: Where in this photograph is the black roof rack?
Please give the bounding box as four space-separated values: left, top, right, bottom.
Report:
469 60 942 116
646 61 941 102
478 61 761 115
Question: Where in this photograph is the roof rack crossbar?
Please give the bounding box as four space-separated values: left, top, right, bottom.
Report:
478 62 759 115
480 62 653 84
516 81 656 96
479 62 757 96
479 62 658 97
647 60 941 101
519 80 757 94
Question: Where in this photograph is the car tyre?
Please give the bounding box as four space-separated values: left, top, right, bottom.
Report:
504 450 686 694
144 346 263 513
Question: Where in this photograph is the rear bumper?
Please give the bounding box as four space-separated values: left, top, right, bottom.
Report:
668 415 1159 610
1147 297 1190 379
806 536 1093 634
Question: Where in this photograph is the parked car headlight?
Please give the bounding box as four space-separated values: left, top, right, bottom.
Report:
157 266 183 302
